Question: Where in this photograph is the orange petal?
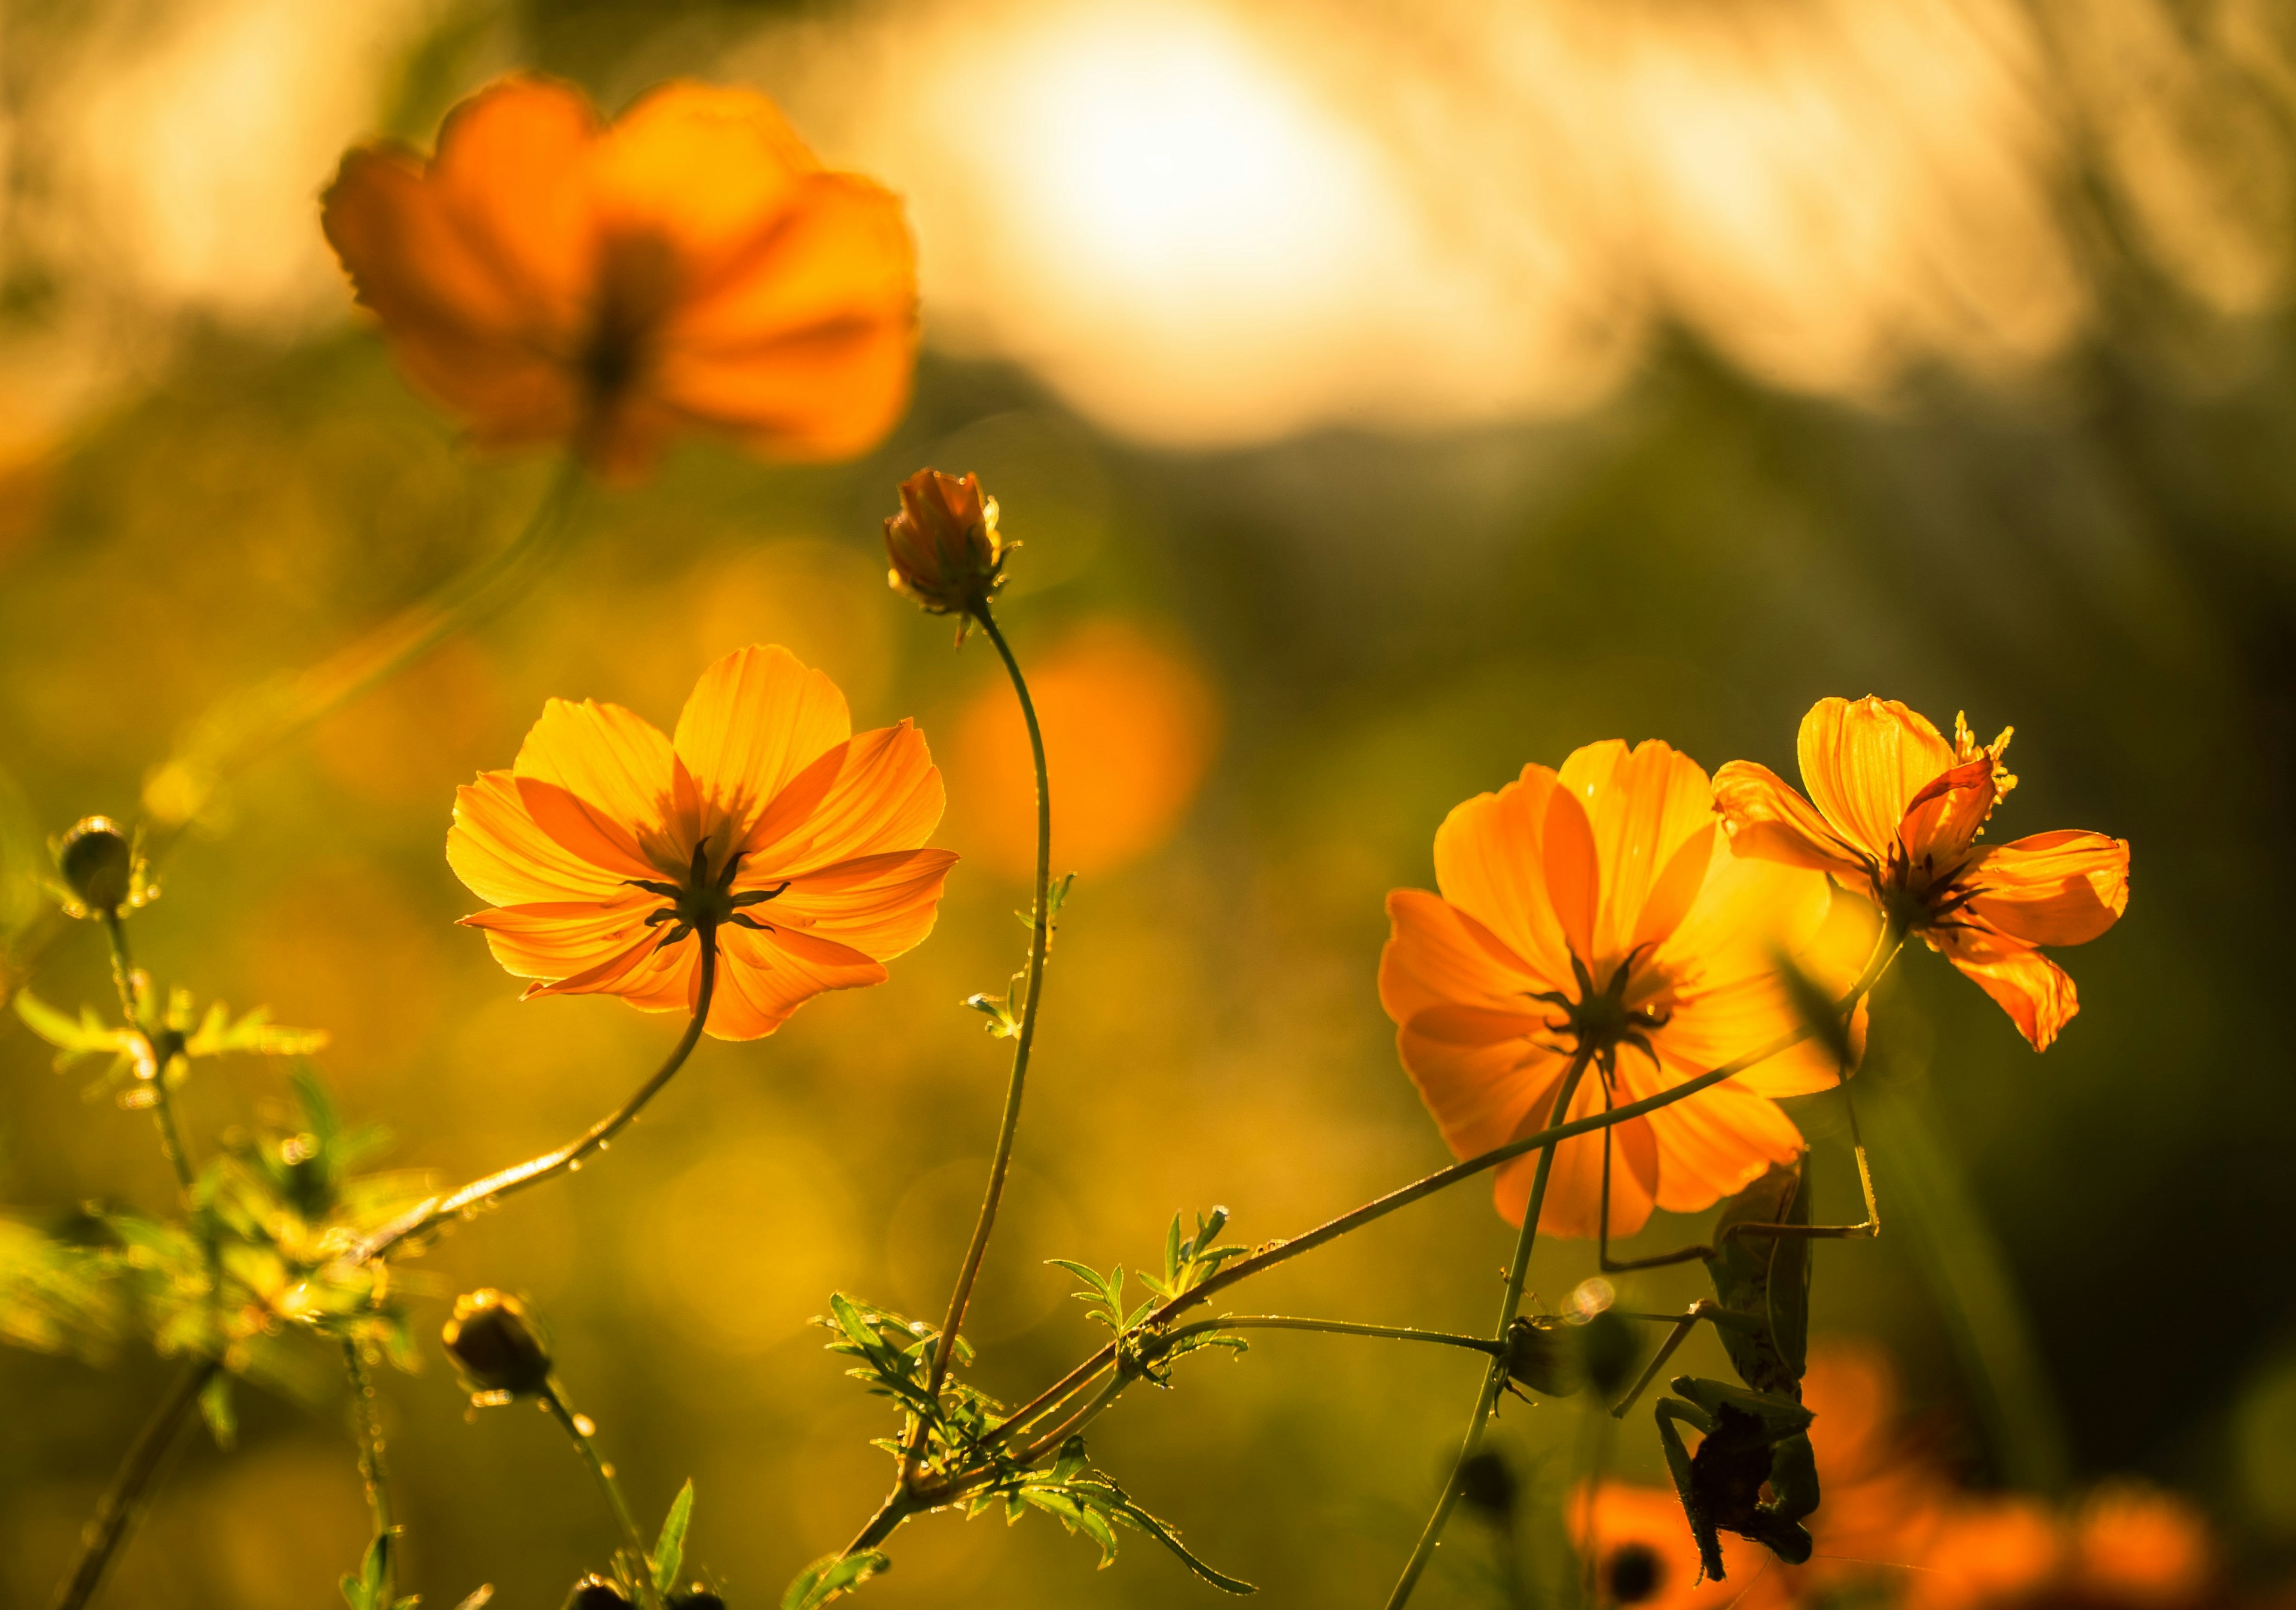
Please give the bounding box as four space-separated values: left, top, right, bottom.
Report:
590 83 818 270
768 846 958 961
1964 830 2129 947
1796 697 1956 859
707 920 889 1041
448 770 636 908
1379 888 1553 1028
1712 758 1873 882
747 719 946 876
426 75 600 329
1896 755 1998 868
1429 764 1575 988
511 697 681 874
1637 1064 1807 1216
1499 1071 1658 1238
1929 921 2080 1050
654 173 918 459
1543 782 1601 972
671 644 852 853
1557 739 1716 960
521 926 672 1000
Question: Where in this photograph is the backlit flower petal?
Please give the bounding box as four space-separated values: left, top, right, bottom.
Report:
671 644 851 854
1964 830 2130 947
744 719 945 877
768 847 960 960
1641 1057 1808 1214
449 770 635 907
711 922 889 1041
1429 766 1575 989
1929 920 2080 1050
1381 888 1552 1025
1712 758 1873 881
1500 1072 1657 1238
1543 783 1601 972
1797 696 1956 857
1557 739 1716 961
1895 755 1998 868
511 699 681 876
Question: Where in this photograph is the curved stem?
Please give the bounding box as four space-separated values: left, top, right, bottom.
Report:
343 1340 397 1602
99 913 196 1197
914 605 1051 1446
50 1358 219 1610
542 1383 663 1610
347 929 718 1266
141 458 587 849
1385 1051 1593 1610
909 937 1903 1517
1165 1315 1505 1355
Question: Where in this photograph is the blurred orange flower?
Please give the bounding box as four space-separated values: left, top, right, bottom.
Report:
322 75 916 480
1577 1480 1751 1610
448 645 955 1041
1379 740 1843 1237
1714 697 2129 1050
953 619 1219 877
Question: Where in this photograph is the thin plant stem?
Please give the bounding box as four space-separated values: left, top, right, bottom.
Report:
99 913 195 1197
141 459 587 852
968 946 1900 1469
1384 1051 1594 1610
1164 1316 1506 1356
542 1384 664 1610
347 929 719 1266
912 603 1051 1453
343 1340 397 1602
50 1358 219 1610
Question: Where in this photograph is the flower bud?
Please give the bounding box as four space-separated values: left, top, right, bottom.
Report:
668 1591 727 1609
1458 1449 1518 1523
562 1575 630 1609
883 468 1011 619
56 816 134 917
443 1288 552 1397
1577 1309 1642 1401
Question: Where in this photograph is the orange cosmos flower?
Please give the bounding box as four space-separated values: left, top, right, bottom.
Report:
448 645 955 1040
1379 740 1845 1237
884 468 1013 621
323 75 916 481
1713 698 2129 1050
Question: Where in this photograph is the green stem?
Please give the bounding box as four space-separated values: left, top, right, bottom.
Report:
1165 1315 1505 1356
1385 1051 1594 1610
99 913 194 1197
542 1383 663 1610
50 1358 219 1610
141 458 587 849
914 604 1051 1441
342 1341 397 1602
346 929 718 1266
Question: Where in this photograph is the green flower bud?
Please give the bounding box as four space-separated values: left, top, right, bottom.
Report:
1458 1449 1518 1523
1577 1309 1642 1402
56 817 134 916
443 1289 552 1397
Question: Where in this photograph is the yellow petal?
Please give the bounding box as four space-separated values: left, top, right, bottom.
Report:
1797 696 1956 858
1428 763 1575 987
671 644 851 855
1557 738 1716 961
1964 831 2129 948
511 696 680 873
1712 758 1873 882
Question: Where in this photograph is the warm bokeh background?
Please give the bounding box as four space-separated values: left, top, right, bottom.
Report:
3 1 2294 1606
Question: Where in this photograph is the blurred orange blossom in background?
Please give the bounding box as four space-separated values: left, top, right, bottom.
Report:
321 74 917 480
1580 1344 2217 1610
952 618 1219 877
1379 740 1845 1237
450 644 955 1041
1715 698 2130 1051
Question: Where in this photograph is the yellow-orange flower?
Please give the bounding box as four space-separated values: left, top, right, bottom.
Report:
448 645 955 1041
1379 740 1845 1237
1714 698 2129 1051
322 75 916 481
884 468 1012 619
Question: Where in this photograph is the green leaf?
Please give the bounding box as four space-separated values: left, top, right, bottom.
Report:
199 1371 236 1449
1162 1214 1183 1285
13 990 139 1068
1071 1477 1256 1594
451 1587 494 1610
1051 1433 1088 1484
651 1478 695 1595
780 1550 889 1610
339 1534 390 1610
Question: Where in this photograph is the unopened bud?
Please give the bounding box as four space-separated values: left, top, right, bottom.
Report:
562 1575 629 1610
883 468 1012 620
1458 1449 1518 1522
444 1289 552 1397
668 1591 726 1609
56 817 134 916
1578 1309 1642 1401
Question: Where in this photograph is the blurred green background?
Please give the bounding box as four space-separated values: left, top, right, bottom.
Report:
5 1 2296 1606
